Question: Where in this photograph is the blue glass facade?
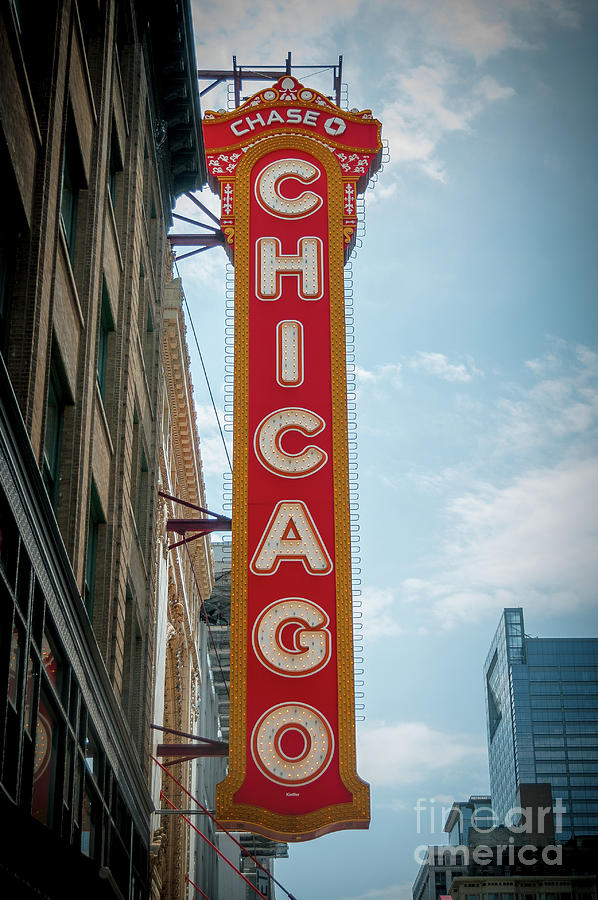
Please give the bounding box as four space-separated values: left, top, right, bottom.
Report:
444 796 494 845
484 608 598 841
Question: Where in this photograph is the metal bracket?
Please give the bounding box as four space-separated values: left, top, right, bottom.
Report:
159 490 231 550
152 723 228 766
168 193 226 259
197 52 343 107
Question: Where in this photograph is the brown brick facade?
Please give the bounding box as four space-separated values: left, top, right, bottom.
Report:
0 1 208 896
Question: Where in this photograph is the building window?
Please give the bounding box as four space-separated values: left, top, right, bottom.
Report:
60 152 77 258
131 409 149 546
0 222 15 355
32 688 60 828
43 349 71 508
122 586 144 744
138 262 155 383
141 299 154 386
97 280 114 401
487 650 502 740
60 119 85 262
84 482 104 619
136 447 148 542
108 117 123 206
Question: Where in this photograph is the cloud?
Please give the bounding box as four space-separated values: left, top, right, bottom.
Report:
376 0 576 182
189 0 580 188
358 720 486 787
343 883 414 900
496 343 598 451
407 352 481 382
361 587 404 640
401 456 598 628
356 363 403 391
475 75 515 103
195 403 232 477
415 0 522 63
382 57 515 182
191 0 360 77
356 353 480 391
382 340 598 629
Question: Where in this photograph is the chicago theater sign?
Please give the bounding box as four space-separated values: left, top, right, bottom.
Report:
202 76 382 841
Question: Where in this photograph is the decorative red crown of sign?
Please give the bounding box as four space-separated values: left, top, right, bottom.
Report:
202 77 382 842
203 76 382 257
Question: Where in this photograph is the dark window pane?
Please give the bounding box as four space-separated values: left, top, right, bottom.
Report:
8 625 22 706
42 627 63 698
32 691 59 827
84 481 104 618
80 781 97 858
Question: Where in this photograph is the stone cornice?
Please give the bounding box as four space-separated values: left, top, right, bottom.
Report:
162 276 214 600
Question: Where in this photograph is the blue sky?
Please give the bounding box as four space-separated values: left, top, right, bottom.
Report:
175 1 598 898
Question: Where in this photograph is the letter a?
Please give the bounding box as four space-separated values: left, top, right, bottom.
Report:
250 501 332 575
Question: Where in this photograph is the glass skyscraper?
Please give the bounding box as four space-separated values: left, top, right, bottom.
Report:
484 608 598 840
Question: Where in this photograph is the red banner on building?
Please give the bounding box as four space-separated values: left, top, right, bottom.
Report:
203 77 382 841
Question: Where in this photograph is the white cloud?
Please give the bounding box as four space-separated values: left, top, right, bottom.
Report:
365 180 399 206
188 0 579 187
422 0 521 63
382 54 515 183
195 403 232 477
496 344 598 451
343 883 414 900
475 75 515 103
407 352 481 382
383 340 598 629
356 363 403 391
356 353 480 390
358 721 486 787
198 433 232 478
361 587 404 640
191 0 360 77
401 456 598 628
195 402 224 432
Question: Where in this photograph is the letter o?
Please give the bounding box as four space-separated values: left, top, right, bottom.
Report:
251 703 334 785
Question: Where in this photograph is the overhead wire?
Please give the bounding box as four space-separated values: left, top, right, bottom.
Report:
154 759 300 900
185 873 211 900
160 791 268 900
173 256 232 473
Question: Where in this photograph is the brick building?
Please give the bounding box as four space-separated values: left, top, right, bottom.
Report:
0 0 212 895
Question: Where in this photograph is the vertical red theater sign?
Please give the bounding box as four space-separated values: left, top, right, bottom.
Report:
202 77 382 841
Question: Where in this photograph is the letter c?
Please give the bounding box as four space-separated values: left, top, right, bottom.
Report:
255 158 322 219
254 408 327 477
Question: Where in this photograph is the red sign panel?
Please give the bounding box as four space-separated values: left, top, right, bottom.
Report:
203 77 382 841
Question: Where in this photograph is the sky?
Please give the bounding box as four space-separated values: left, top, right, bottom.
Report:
172 2 598 898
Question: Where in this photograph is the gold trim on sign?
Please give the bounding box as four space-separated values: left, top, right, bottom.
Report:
204 90 377 125
215 134 370 841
